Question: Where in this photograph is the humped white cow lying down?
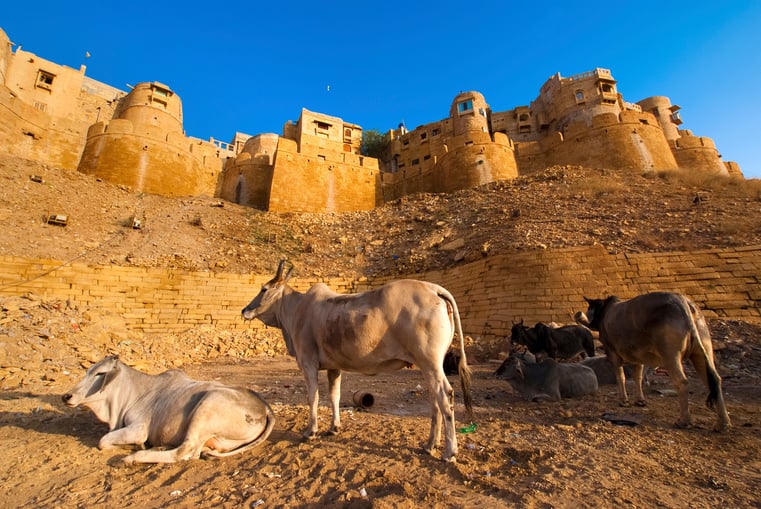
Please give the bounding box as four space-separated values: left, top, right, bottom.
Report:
62 355 275 464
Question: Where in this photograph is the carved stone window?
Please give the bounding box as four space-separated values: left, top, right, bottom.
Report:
457 100 473 113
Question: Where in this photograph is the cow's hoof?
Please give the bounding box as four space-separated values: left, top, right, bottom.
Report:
442 454 457 463
326 426 341 436
635 400 647 407
674 420 693 429
301 431 318 441
619 401 632 408
713 422 731 432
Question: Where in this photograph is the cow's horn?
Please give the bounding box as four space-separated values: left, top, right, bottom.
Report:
275 259 287 280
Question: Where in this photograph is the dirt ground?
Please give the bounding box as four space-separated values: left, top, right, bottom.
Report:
1 295 761 508
1 156 761 508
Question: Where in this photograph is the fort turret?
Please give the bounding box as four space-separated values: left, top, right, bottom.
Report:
78 82 217 197
116 82 184 136
450 91 490 136
638 96 682 141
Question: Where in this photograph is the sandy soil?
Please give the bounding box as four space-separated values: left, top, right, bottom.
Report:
1 295 761 508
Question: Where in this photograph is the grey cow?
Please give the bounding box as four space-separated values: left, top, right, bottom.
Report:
241 260 473 462
495 353 598 401
62 356 275 464
578 291 731 431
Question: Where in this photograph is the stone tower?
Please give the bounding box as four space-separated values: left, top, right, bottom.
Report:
117 82 184 136
78 82 217 196
450 91 490 136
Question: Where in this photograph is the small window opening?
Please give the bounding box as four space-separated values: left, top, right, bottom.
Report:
36 70 55 90
457 100 473 113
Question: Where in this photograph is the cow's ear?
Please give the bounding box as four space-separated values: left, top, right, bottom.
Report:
283 264 293 283
516 362 525 381
99 363 120 392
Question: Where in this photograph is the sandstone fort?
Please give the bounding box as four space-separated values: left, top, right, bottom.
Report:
0 26 743 215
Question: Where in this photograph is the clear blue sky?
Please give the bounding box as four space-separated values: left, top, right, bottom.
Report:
4 1 760 178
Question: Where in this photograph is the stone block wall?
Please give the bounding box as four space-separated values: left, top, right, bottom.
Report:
0 256 357 334
1 245 758 340
0 92 90 170
267 140 381 213
358 244 761 344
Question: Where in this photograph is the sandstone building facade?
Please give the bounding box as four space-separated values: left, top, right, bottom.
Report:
0 26 743 214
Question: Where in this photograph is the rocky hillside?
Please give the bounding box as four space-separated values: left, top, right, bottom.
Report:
0 155 760 280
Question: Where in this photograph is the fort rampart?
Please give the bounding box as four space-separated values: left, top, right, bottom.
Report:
0 25 744 214
2 245 758 343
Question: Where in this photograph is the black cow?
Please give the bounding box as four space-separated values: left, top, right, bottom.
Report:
443 351 461 376
511 320 596 360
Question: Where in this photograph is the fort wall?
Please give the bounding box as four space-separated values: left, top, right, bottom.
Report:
219 109 381 213
1 245 758 340
431 133 518 192
518 110 679 173
77 83 227 197
0 91 87 170
217 134 279 208
267 138 381 212
670 132 727 175
0 30 123 170
0 24 747 213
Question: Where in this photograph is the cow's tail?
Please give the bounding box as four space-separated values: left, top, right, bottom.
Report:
203 399 276 459
684 298 722 410
439 289 474 422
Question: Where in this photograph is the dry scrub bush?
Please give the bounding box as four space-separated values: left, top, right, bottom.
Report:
656 169 761 201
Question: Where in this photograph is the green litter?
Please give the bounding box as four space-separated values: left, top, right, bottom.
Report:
457 422 477 433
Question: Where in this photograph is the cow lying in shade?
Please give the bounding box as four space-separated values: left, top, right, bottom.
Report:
578 291 731 431
511 320 596 360
495 353 598 402
62 356 275 464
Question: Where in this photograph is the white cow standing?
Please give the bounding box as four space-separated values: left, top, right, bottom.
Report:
63 355 275 464
242 260 473 462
